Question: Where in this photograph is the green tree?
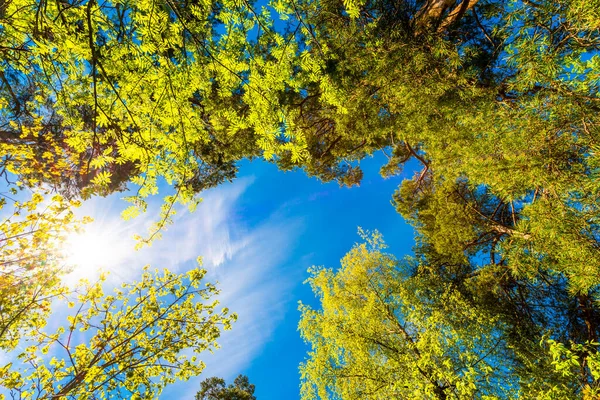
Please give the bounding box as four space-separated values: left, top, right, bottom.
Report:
299 232 584 399
195 374 256 400
0 0 504 208
2 0 598 211
0 0 269 245
263 0 599 189
0 263 236 399
0 2 252 396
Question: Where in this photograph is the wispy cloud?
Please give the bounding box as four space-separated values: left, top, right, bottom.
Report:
157 179 305 398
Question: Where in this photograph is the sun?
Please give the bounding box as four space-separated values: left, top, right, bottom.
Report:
63 225 128 273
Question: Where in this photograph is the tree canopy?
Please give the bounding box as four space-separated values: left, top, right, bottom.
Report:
299 232 600 398
0 261 236 399
0 0 599 398
299 232 518 399
195 374 256 400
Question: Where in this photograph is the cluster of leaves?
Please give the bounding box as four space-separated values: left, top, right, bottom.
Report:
299 232 517 399
299 232 594 399
0 262 236 399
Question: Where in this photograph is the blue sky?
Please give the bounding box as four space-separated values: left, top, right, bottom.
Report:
58 152 416 399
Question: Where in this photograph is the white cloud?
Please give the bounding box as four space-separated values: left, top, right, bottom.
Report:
158 181 304 398
145 178 251 267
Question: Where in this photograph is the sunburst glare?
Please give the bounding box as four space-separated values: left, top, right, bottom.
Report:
63 223 131 279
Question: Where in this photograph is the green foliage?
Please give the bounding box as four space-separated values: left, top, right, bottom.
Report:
290 1 600 396
0 0 511 212
0 190 87 352
0 264 236 399
299 232 596 399
195 374 256 400
299 231 512 399
1 0 599 398
1 0 260 242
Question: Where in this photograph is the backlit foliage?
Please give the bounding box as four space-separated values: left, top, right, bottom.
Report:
0 264 235 399
299 232 518 399
0 0 599 398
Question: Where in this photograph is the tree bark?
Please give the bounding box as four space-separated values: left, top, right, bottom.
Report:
415 0 479 34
